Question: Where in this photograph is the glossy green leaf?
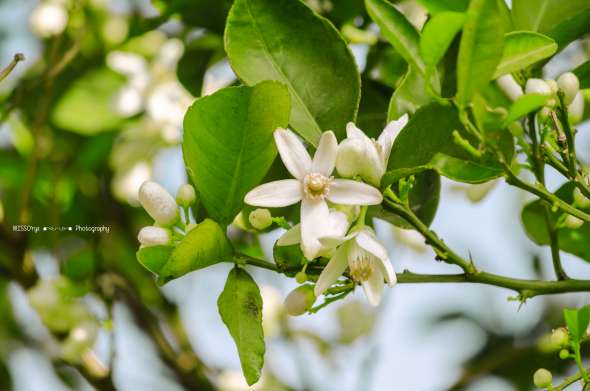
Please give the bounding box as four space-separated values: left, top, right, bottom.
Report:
573 60 590 89
218 267 265 385
159 219 233 282
385 103 512 184
52 68 125 135
493 31 557 78
183 81 290 225
416 0 469 14
177 34 224 96
456 0 505 106
503 94 550 125
165 0 233 34
563 305 590 344
420 12 465 70
521 183 590 263
511 0 590 37
136 245 174 275
387 67 431 121
545 8 590 50
225 0 360 145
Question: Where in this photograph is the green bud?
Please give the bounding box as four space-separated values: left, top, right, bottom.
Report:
248 208 273 230
176 184 197 208
295 271 307 284
551 327 569 348
533 368 552 388
564 215 584 229
557 72 579 105
284 285 316 316
559 349 570 360
573 188 590 208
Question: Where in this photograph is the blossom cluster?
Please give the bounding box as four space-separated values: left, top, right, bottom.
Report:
245 117 408 306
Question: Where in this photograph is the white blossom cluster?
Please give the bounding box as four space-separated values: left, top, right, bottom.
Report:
245 116 408 306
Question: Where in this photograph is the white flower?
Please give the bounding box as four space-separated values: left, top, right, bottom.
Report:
315 227 396 306
138 181 179 226
137 226 172 247
30 2 68 37
245 129 383 259
276 209 350 259
335 115 408 186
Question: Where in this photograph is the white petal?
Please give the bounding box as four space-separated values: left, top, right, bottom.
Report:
327 179 383 205
274 128 312 179
377 258 397 287
346 122 370 140
326 211 350 237
318 234 350 251
244 179 302 207
276 224 301 246
355 229 388 261
300 198 330 259
314 245 349 297
378 114 408 164
361 267 384 306
311 131 337 176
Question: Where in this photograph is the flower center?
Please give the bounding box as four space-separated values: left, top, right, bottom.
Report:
303 173 332 200
350 255 374 282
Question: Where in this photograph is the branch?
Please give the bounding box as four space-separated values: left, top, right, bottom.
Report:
0 53 24 83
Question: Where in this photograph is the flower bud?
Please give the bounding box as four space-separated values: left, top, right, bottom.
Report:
573 188 590 208
525 79 552 96
295 271 307 284
568 91 585 124
564 215 584 229
557 72 580 105
551 327 569 348
336 138 384 186
496 74 523 101
138 181 179 226
137 226 172 247
61 321 99 363
284 285 316 316
30 2 68 37
559 349 570 359
533 368 552 388
546 79 558 95
248 208 273 230
176 184 196 208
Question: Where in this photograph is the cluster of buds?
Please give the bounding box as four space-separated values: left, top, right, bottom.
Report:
525 72 584 123
27 278 99 363
137 181 197 248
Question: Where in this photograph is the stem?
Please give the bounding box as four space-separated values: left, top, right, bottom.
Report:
0 53 24 82
554 367 590 390
556 94 578 179
573 345 590 383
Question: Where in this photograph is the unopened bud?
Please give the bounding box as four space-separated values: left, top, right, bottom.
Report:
295 271 307 284
568 91 585 124
248 208 272 230
564 215 584 229
496 74 523 101
138 181 179 226
559 349 570 359
551 327 569 347
176 184 196 208
284 285 315 316
557 72 579 105
573 188 590 208
525 79 552 96
545 79 558 94
137 226 172 247
533 368 552 388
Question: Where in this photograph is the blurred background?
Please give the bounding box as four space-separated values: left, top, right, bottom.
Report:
1 0 590 390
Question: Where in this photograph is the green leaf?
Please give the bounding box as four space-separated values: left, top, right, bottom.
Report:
521 183 590 263
387 67 431 120
164 0 233 34
217 267 265 385
511 0 590 37
159 219 233 282
225 0 360 145
503 93 550 125
136 245 174 275
493 31 557 78
52 68 125 135
456 0 505 106
273 242 304 277
420 12 465 70
574 60 590 90
564 305 590 344
385 102 512 184
416 0 469 14
545 8 590 50
365 0 426 77
183 81 290 225
177 34 224 96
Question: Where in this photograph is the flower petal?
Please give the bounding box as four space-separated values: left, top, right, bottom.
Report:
314 245 349 297
311 131 338 176
361 267 384 306
346 122 370 140
244 179 302 207
377 258 397 287
327 179 383 205
378 114 408 164
300 198 330 259
326 210 350 237
355 229 388 261
274 128 312 179
276 224 301 246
